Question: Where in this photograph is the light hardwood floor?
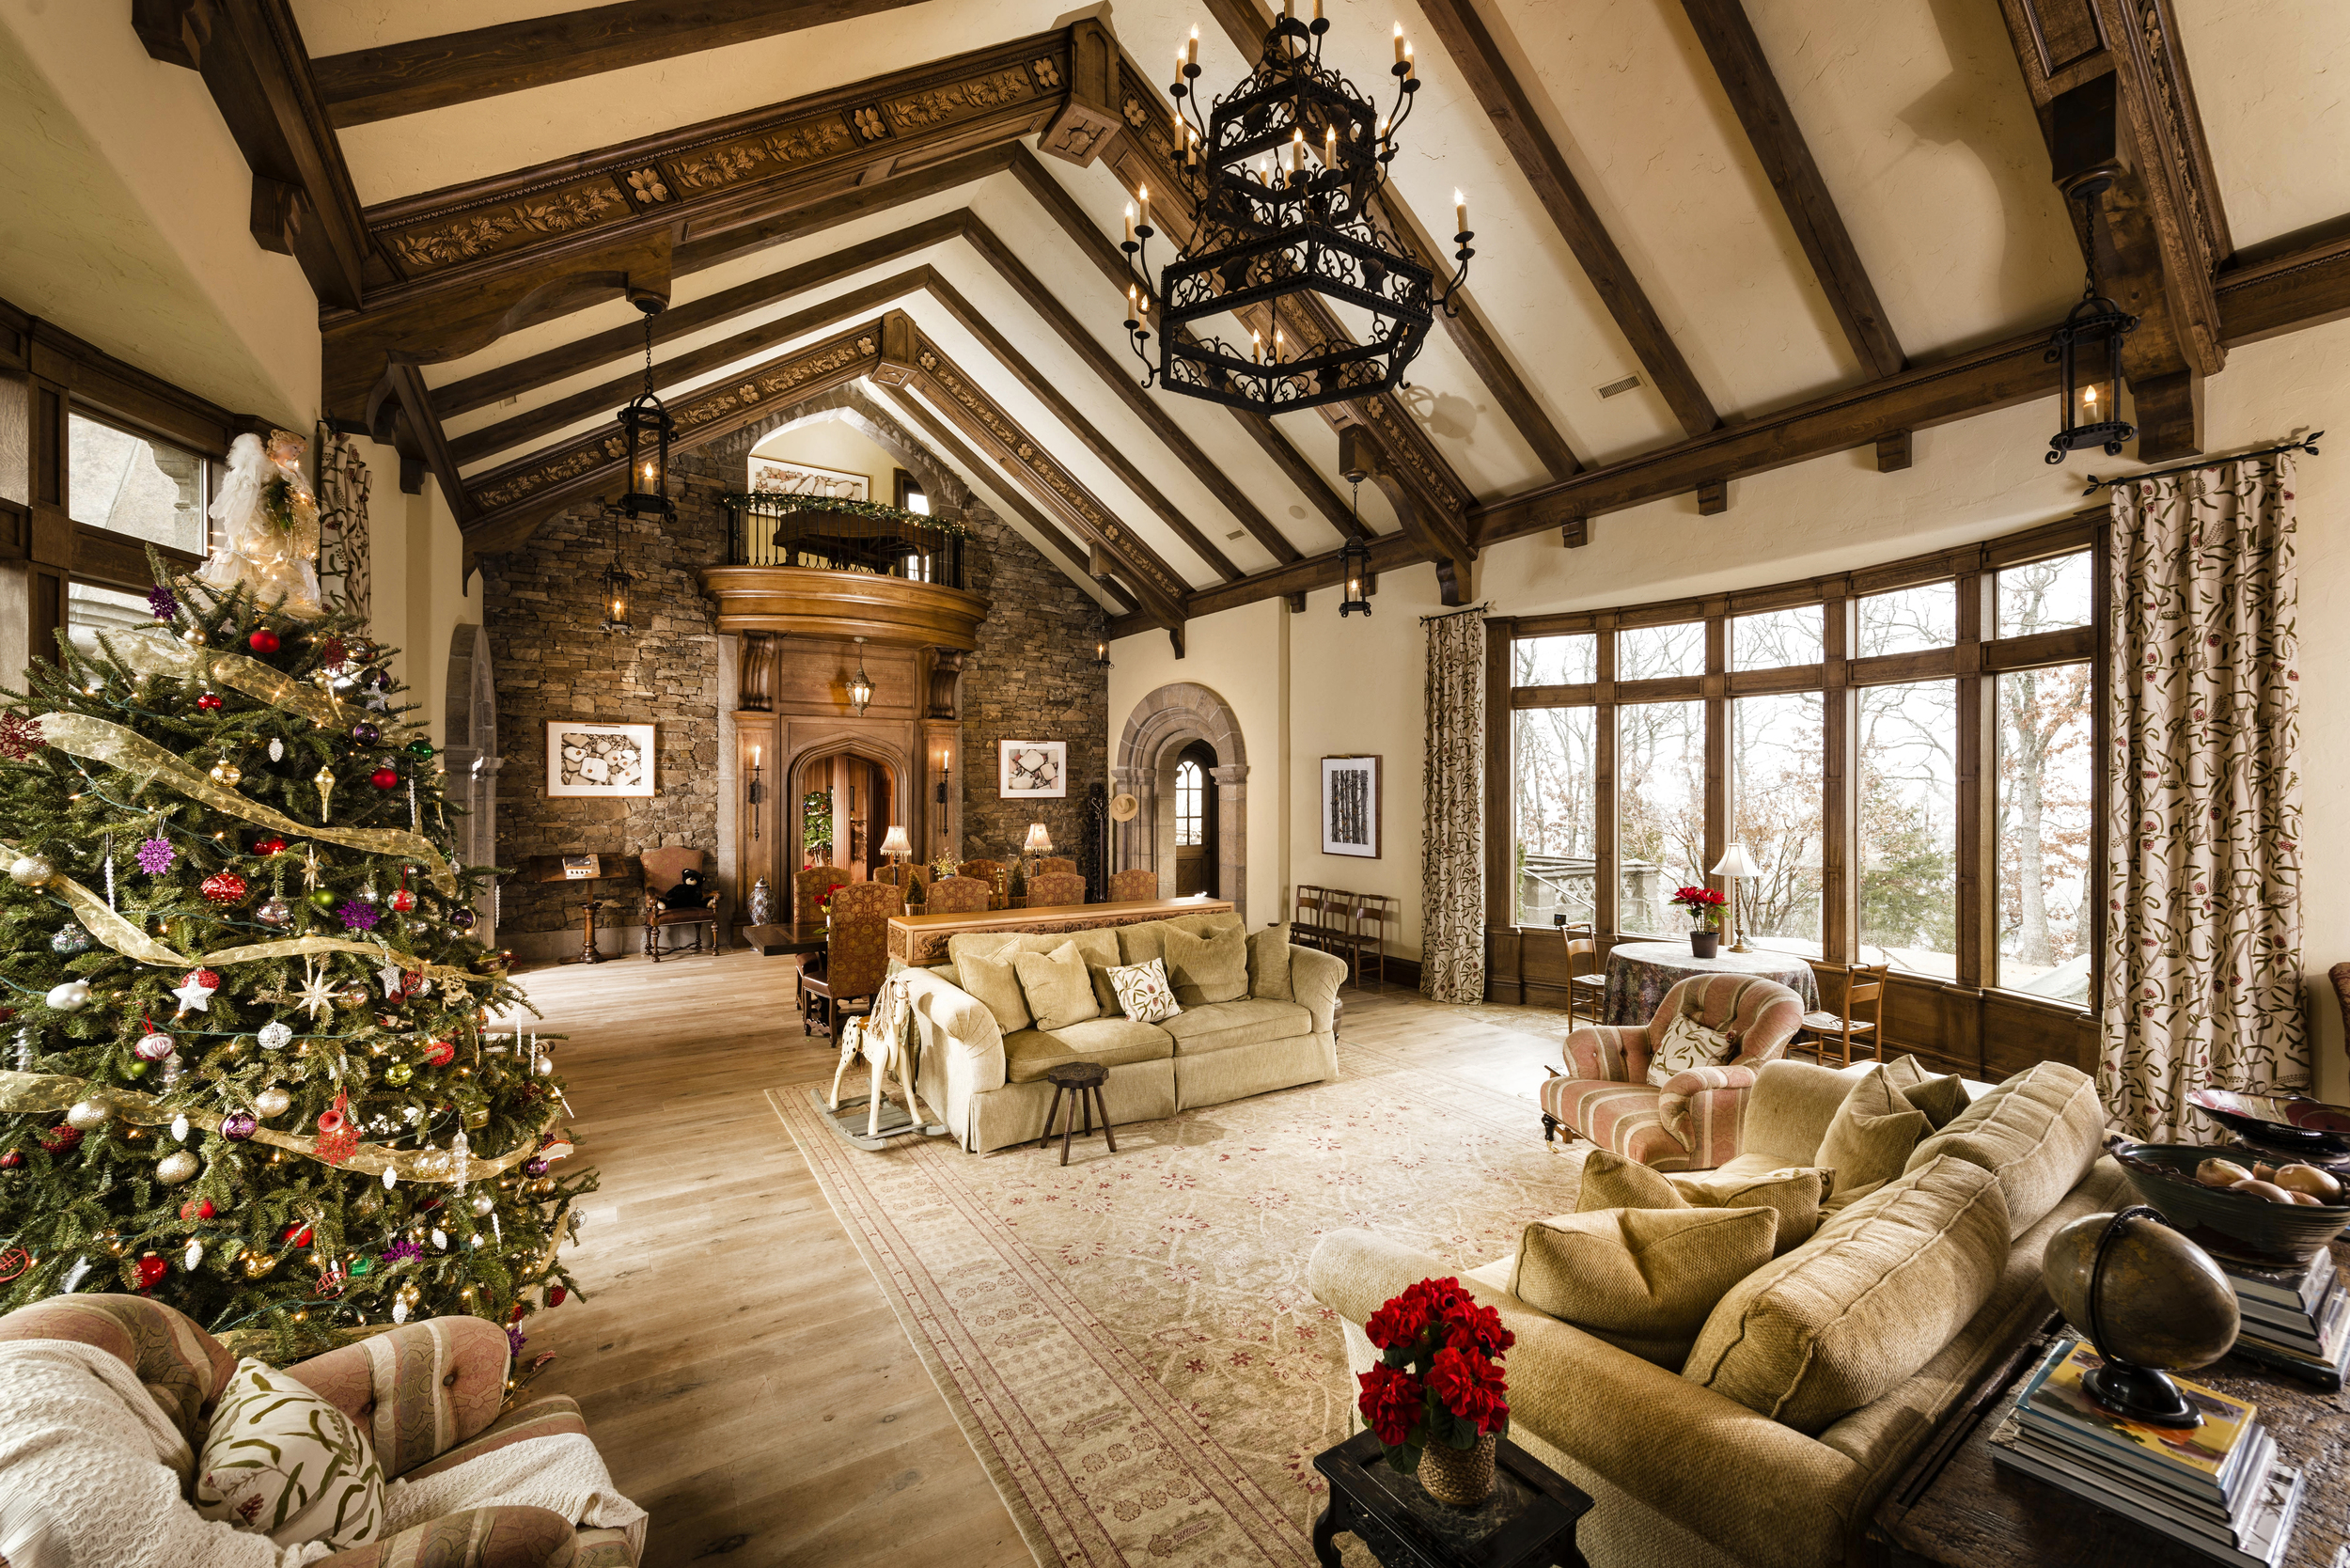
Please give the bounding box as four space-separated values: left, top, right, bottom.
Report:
510 949 1566 1566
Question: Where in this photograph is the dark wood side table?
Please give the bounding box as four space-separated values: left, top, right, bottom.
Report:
1038 1060 1115 1166
1312 1429 1592 1568
1868 1260 2350 1568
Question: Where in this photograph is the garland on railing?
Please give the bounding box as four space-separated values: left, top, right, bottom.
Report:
717 491 976 539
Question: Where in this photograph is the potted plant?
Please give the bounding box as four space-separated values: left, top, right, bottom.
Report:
1355 1277 1514 1506
1670 885 1727 957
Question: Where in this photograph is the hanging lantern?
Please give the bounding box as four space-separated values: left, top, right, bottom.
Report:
2044 178 2138 463
1338 535 1372 618
617 303 675 519
1093 637 1113 668
847 637 874 716
599 507 634 635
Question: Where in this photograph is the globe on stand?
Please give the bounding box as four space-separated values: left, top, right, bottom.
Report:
2042 1206 2239 1428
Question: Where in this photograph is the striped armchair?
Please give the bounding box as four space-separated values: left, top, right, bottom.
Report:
1537 973 1804 1171
0 1294 640 1566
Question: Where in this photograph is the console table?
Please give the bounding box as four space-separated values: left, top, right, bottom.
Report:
888 897 1234 965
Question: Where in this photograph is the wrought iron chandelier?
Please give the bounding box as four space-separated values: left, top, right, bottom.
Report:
2044 176 2138 463
1120 1 1472 413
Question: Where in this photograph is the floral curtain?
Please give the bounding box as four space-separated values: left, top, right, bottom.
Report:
1420 612 1486 1003
2102 453 2305 1140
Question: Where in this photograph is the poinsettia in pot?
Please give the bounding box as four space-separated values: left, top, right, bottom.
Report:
1355 1277 1514 1506
1669 885 1727 958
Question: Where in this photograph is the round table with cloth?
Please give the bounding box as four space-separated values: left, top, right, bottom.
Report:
1600 941 1821 1026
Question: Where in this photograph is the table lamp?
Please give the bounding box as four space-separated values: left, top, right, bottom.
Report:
880 825 912 866
1709 842 1762 952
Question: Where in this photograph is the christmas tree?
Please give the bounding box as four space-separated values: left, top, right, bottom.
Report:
0 430 592 1359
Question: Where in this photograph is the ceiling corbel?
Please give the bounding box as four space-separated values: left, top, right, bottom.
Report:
1413 0 1720 438
1340 424 1473 607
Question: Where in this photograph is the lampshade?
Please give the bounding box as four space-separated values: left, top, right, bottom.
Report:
1024 823 1053 853
880 826 912 858
1711 842 1762 879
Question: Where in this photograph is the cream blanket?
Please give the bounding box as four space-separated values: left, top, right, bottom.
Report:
385 1433 647 1552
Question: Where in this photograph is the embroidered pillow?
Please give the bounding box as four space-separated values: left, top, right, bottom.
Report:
195 1357 385 1548
1647 1008 1735 1088
1012 941 1101 1032
1107 957 1183 1024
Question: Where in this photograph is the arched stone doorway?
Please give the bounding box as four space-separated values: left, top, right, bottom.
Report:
1115 682 1247 922
777 731 915 917
442 623 501 943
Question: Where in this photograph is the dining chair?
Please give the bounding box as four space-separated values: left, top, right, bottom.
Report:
639 846 723 963
958 858 1007 907
1292 885 1330 953
1036 856 1078 877
1026 870 1088 907
792 865 847 924
1797 960 1890 1067
1560 923 1606 1026
801 882 902 1040
1325 892 1397 990
1108 868 1158 902
924 874 993 915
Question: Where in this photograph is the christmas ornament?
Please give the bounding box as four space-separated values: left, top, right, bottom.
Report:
392 888 415 913
338 899 380 932
195 692 224 712
524 1158 550 1177
449 908 478 931
267 737 284 761
291 960 338 1020
120 1059 149 1080
135 837 175 875
247 628 280 654
307 887 338 911
282 1223 313 1247
65 1099 110 1131
369 765 400 791
315 1090 358 1163
148 584 178 620
180 1197 214 1221
359 874 379 902
405 739 434 760
463 1105 490 1129
548 1285 567 1308
170 969 218 1014
319 634 349 668
39 1124 82 1154
184 1240 204 1270
383 1166 398 1190
241 1252 277 1278
220 1111 258 1140
423 1039 455 1067
208 758 243 787
350 721 380 745
46 980 91 1011
170 1113 190 1141
258 1020 293 1051
384 1061 415 1086
156 1150 199 1184
368 667 393 691
200 870 248 905
313 764 336 817
255 1085 291 1118
50 921 92 954
0 1151 23 1170
133 1029 176 1062
431 1229 447 1250
9 853 55 886
471 1192 496 1215
255 834 287 855
134 1253 168 1292
0 713 45 762
257 896 293 926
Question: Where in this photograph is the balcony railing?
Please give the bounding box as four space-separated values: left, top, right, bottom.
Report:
722 492 967 589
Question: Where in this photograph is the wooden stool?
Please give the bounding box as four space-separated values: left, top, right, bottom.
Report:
1038 1060 1116 1166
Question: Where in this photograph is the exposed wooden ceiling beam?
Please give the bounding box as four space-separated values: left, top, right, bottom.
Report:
1677 0 1904 380
670 144 1018 277
1340 424 1473 606
382 363 473 524
310 0 934 128
1194 0 1581 481
2216 223 2350 345
1414 0 1719 438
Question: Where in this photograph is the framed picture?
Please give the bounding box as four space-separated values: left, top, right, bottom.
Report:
1321 755 1381 858
999 740 1067 799
546 721 655 798
747 456 869 501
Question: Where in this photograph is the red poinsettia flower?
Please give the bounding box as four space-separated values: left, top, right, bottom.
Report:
1355 1362 1425 1447
1365 1292 1432 1353
1428 1344 1511 1435
1444 1299 1515 1359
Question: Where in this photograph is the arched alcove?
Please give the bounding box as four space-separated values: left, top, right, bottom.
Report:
1114 682 1248 922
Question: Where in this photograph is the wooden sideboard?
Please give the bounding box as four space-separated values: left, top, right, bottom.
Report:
888 898 1236 965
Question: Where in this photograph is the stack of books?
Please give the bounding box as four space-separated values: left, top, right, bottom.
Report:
2219 1245 2348 1389
1988 1339 2305 1568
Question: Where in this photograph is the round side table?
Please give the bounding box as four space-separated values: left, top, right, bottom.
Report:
1039 1060 1116 1166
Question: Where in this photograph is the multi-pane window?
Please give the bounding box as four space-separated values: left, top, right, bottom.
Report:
1994 551 2094 1002
1617 701 1704 934
1512 706 1595 926
1732 607 1822 670
1731 692 1823 955
1619 621 1704 681
1175 759 1204 848
1512 633 1596 686
1857 681 1959 980
1858 583 1956 657
68 413 207 554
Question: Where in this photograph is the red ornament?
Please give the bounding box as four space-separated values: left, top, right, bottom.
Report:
0 712 43 762
196 692 224 712
319 635 349 669
134 1254 168 1293
200 870 248 905
255 835 287 856
0 1151 23 1170
422 1039 455 1067
391 889 415 913
369 766 400 790
247 629 280 654
316 1105 346 1135
314 1090 358 1165
186 968 222 992
179 1197 214 1221
39 1125 82 1154
0 1247 27 1280
281 1223 314 1248
548 1285 568 1308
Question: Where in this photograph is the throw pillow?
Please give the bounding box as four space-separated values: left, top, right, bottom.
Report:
1512 1206 1779 1365
1012 941 1100 1032
1574 1150 1828 1257
1683 1155 2010 1434
1647 1008 1735 1089
1162 923 1248 1005
195 1357 386 1548
957 949 1031 1034
1814 1067 1930 1207
1904 1059 2105 1238
1247 926 1294 1002
1881 1055 1968 1131
1573 1148 1684 1212
1107 957 1183 1025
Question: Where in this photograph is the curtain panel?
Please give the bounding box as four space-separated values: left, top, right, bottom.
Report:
2102 453 2305 1140
1421 613 1486 1003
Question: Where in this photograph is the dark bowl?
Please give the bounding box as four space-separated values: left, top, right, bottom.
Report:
2186 1089 2350 1158
2109 1141 2350 1266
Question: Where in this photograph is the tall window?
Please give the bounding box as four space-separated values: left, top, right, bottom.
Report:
1618 701 1703 933
1856 681 1958 978
1512 706 1594 925
1175 759 1204 847
69 412 208 554
1994 551 2094 1002
1731 692 1822 954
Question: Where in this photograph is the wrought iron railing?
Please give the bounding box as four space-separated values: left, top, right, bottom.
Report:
721 493 968 589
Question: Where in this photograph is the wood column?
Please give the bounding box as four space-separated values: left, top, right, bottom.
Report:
1593 615 1621 940
1702 605 1730 913
0 326 72 681
1821 585 1855 964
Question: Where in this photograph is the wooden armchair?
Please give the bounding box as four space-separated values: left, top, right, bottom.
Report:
1798 960 1890 1067
1537 974 1805 1171
957 859 1006 906
800 881 902 1039
640 847 722 963
1561 923 1606 1026
1108 868 1157 902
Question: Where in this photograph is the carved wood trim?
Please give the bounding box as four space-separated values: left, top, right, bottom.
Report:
927 648 966 719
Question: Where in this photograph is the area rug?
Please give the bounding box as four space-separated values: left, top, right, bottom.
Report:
766 1028 1586 1568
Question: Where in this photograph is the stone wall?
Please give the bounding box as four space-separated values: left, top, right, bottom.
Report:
482 390 1109 958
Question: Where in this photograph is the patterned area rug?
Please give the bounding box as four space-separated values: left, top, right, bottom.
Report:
766 1027 1586 1568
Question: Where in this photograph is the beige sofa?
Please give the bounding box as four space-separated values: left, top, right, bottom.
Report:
1310 1056 2123 1568
897 910 1346 1152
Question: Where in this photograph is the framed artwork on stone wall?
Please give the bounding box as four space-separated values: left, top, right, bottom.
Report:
999 740 1067 799
1321 755 1380 858
546 720 656 798
748 456 869 500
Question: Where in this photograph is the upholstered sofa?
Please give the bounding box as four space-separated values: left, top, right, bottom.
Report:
1312 1056 2120 1568
896 910 1345 1152
0 1294 641 1567
1539 974 1806 1171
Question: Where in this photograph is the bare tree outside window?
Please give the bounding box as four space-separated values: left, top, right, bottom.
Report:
1995 553 2093 1002
1619 700 1705 933
1512 706 1595 924
1731 692 1823 953
1732 606 1823 669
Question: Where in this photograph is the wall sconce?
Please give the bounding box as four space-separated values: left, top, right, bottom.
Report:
847 636 873 715
746 744 764 841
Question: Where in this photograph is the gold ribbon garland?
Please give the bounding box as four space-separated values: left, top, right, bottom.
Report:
0 1070 557 1184
30 711 456 897
99 625 347 729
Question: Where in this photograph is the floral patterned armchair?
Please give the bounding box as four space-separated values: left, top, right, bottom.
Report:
1538 974 1804 1170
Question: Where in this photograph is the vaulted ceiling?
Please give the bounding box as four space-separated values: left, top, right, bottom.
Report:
143 0 2350 639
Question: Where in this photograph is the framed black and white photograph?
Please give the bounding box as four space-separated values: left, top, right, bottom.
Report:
999 740 1067 799
546 720 656 798
1321 755 1381 858
746 456 869 500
